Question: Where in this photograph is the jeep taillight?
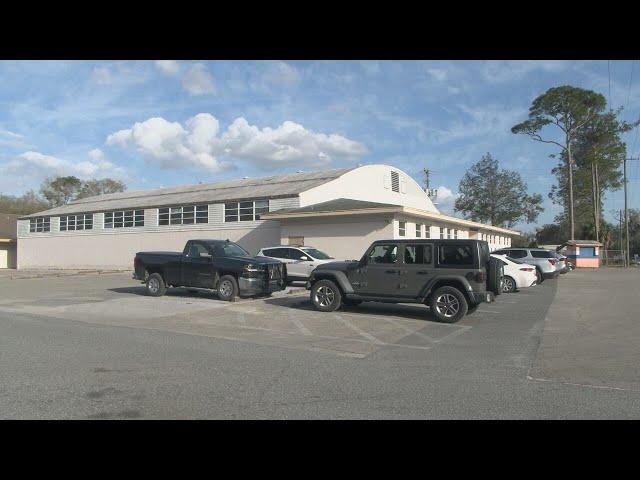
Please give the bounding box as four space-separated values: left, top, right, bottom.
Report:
476 271 485 282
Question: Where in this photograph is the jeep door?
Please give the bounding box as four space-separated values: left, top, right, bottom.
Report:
400 243 435 297
358 243 401 296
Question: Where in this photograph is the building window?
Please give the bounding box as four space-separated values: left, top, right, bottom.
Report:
416 223 423 237
224 199 269 222
29 217 50 233
398 221 406 237
425 225 431 239
104 210 144 228
447 228 452 239
453 229 458 239
391 171 400 192
440 227 445 239
60 214 93 231
158 205 208 226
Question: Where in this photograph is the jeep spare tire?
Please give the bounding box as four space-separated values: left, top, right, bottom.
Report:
487 257 503 296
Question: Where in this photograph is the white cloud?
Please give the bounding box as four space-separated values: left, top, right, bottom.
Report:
432 185 459 215
154 60 181 76
0 128 23 139
427 68 447 82
1 150 128 182
91 66 113 85
481 60 569 83
181 63 215 95
263 62 301 86
106 114 368 171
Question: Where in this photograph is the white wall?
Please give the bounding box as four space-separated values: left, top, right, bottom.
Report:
279 214 394 261
299 164 439 213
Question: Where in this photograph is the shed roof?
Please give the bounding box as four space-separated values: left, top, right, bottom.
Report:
0 213 18 240
562 239 603 247
19 167 355 219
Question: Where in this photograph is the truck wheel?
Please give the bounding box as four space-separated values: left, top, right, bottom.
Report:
429 286 468 323
310 279 342 312
217 275 238 302
146 273 167 297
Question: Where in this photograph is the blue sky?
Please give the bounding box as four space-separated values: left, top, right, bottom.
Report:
1 60 639 231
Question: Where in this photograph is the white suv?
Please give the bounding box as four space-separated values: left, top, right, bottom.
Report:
257 246 336 282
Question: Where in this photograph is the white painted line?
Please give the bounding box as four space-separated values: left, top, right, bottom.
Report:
288 312 313 336
526 375 640 393
431 325 472 344
378 316 435 342
477 309 504 314
333 314 385 345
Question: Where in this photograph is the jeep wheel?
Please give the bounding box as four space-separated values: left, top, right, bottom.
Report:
429 286 468 323
217 275 238 302
502 276 516 293
311 280 342 312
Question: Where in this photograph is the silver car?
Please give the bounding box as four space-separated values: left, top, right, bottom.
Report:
492 247 560 284
257 246 336 282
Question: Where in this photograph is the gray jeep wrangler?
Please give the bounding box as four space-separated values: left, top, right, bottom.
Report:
306 239 503 323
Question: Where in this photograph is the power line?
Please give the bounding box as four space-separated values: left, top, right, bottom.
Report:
626 60 635 109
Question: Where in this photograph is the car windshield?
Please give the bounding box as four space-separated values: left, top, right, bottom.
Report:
300 248 333 260
212 242 250 257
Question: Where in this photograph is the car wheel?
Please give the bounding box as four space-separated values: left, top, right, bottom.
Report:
146 273 167 297
429 286 468 323
311 279 342 312
535 268 544 284
217 275 238 302
502 276 516 293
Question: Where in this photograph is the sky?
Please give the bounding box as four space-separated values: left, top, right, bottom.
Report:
1 60 639 232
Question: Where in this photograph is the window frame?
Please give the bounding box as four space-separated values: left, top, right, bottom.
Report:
158 204 208 226
367 243 399 264
60 213 93 231
29 217 51 233
437 243 475 268
416 224 423 238
224 199 269 222
403 243 433 265
104 209 144 229
398 221 406 237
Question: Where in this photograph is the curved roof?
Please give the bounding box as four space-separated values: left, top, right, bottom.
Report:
20 167 356 219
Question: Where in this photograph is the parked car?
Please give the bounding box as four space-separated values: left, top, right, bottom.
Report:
133 239 287 300
306 239 503 323
492 247 559 284
257 245 336 282
490 253 537 293
552 251 569 274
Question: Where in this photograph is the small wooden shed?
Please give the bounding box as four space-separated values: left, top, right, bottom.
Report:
562 239 603 268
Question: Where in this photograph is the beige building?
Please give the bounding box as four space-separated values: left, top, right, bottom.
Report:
17 164 518 269
0 213 18 269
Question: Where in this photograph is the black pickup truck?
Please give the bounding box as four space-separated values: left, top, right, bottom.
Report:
306 239 503 323
133 239 287 300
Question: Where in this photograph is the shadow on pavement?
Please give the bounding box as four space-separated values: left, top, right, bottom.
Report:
108 286 216 299
263 295 438 322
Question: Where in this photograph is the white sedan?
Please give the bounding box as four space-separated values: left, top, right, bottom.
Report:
256 245 337 282
491 253 537 293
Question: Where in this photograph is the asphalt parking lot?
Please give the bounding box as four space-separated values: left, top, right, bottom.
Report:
1 268 639 419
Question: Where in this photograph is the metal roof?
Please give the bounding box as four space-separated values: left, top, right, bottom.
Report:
20 167 355 219
0 213 18 240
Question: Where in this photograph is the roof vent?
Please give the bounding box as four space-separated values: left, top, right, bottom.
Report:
391 171 400 193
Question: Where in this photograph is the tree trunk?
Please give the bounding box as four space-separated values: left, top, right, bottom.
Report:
567 139 576 240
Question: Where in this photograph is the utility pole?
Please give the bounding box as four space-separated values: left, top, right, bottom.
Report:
619 209 624 254
623 157 638 268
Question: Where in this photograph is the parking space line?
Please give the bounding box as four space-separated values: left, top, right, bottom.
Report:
378 316 435 342
332 314 385 345
477 309 504 314
287 312 313 336
431 325 472 344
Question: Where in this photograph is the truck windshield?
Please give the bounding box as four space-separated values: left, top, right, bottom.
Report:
213 242 250 257
300 248 333 260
